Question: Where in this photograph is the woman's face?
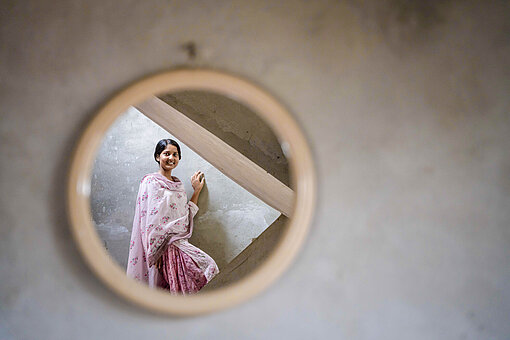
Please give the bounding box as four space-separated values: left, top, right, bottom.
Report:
156 144 180 172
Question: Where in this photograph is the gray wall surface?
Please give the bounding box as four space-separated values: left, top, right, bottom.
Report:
90 106 281 271
1 1 509 339
203 215 289 291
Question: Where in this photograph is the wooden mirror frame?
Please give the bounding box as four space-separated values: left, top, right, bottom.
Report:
67 69 316 315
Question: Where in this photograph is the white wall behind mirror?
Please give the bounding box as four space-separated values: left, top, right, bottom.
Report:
90 90 292 291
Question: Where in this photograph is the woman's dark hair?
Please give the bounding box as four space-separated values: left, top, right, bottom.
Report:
154 139 181 163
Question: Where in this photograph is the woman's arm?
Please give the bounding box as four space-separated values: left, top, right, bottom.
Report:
190 170 205 205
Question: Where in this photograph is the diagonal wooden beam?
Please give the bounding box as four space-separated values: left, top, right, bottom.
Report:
135 96 294 217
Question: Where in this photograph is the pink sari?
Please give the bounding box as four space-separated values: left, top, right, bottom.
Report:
126 173 219 294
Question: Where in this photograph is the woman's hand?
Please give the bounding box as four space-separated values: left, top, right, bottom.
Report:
191 171 205 193
155 256 163 270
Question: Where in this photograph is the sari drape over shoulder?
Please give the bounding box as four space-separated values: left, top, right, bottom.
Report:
126 173 219 294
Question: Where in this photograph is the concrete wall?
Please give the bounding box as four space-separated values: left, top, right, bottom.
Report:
1 1 509 339
91 106 281 270
203 215 288 291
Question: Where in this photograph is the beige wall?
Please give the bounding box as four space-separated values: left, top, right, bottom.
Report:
1 1 509 339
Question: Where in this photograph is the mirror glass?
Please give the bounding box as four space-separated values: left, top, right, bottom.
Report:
90 90 293 294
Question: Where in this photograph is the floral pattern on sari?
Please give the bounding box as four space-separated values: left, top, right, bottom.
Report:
126 173 219 293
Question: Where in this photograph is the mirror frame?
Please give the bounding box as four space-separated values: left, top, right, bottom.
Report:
67 68 316 315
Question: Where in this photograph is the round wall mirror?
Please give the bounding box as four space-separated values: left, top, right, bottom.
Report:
67 69 316 315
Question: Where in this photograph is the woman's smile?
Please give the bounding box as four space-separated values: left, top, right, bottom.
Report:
164 157 177 167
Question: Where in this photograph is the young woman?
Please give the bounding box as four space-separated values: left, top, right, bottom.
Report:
126 139 219 294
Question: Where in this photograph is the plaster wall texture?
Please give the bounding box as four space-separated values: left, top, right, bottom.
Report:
1 1 509 339
90 106 281 270
203 215 289 290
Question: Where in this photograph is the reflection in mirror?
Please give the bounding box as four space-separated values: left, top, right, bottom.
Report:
90 91 292 294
